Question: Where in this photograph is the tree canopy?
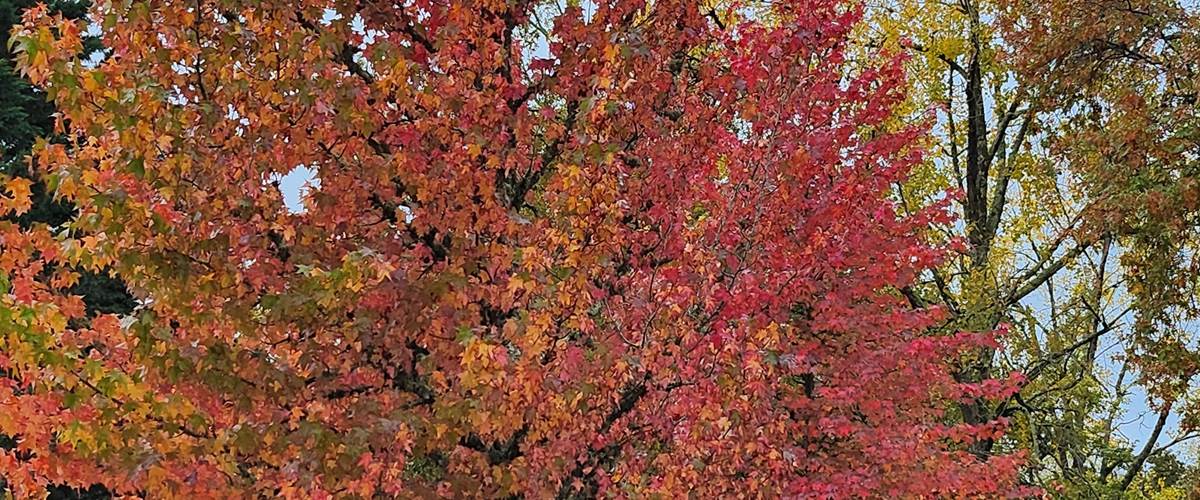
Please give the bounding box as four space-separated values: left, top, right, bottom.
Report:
2 0 1200 498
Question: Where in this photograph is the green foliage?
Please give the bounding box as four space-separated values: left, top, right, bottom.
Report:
862 0 1200 495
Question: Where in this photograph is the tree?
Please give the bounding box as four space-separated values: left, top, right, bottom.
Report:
861 0 1200 493
0 0 1025 497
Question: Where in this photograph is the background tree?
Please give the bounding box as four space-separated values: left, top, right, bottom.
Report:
0 0 1024 497
855 0 1200 494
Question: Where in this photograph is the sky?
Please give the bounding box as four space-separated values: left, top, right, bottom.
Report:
276 166 317 214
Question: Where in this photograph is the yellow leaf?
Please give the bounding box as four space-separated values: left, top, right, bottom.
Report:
3 177 33 215
82 72 99 93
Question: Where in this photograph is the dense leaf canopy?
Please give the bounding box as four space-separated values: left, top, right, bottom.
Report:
6 0 1200 498
0 0 1033 497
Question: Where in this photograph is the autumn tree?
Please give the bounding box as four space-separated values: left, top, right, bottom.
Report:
1 0 1027 497
858 0 1200 494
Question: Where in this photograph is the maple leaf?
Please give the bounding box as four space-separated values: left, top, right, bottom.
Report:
3 177 33 216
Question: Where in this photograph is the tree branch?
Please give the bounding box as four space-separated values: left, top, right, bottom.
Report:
1005 239 1092 307
1120 407 1170 491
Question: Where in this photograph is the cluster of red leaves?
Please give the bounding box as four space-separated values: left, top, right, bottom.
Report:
3 0 1027 497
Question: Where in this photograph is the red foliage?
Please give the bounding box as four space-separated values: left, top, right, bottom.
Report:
2 0 1026 497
